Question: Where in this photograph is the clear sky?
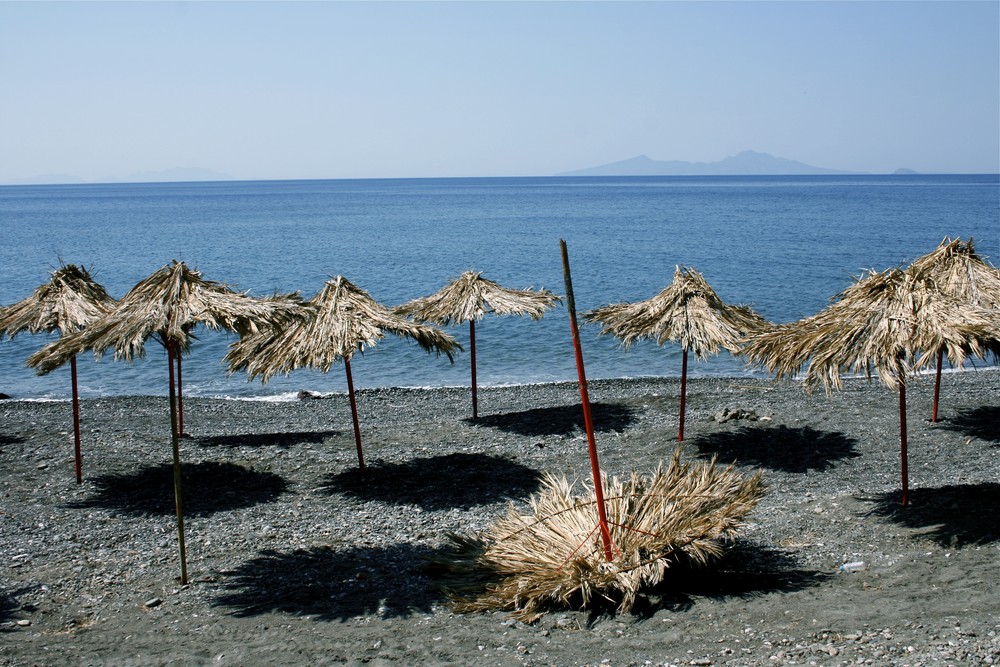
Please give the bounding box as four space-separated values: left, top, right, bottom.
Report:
2 1 998 183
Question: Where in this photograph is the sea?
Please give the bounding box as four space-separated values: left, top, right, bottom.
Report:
1 174 997 401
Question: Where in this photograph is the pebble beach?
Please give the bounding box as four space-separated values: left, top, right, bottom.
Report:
1 371 998 666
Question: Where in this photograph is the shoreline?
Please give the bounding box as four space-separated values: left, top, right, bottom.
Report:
1 372 998 665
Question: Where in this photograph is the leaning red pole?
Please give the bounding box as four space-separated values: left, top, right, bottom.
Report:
560 239 614 562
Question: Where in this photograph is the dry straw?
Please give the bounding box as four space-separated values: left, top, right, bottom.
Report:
432 448 765 622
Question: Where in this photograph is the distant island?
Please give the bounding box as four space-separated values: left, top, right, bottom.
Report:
557 151 859 176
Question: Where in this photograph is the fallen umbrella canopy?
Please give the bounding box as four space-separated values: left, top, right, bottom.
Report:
431 448 765 622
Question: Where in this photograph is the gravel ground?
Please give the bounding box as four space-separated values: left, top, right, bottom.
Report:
1 370 998 666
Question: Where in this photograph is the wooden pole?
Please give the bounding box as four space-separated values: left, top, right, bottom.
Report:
678 347 688 442
560 239 614 562
899 377 909 507
931 349 943 423
167 340 189 584
470 319 478 420
70 354 83 484
176 351 185 437
344 357 365 470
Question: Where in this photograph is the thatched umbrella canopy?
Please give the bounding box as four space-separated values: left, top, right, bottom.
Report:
394 271 560 419
28 260 306 585
0 263 116 482
906 237 1000 421
741 267 996 506
227 275 461 468
585 266 769 441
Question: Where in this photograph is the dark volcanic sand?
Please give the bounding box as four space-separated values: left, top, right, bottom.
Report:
1 372 999 666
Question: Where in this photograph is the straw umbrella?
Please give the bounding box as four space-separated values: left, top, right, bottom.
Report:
585 266 769 441
906 237 1000 422
227 275 461 468
741 267 996 506
394 271 560 419
28 260 305 584
0 264 116 483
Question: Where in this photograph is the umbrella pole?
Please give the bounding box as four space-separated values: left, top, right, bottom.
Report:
70 354 83 484
931 349 943 423
899 378 909 507
678 347 688 442
344 357 365 470
167 340 189 584
470 320 478 420
176 351 185 437
560 240 614 562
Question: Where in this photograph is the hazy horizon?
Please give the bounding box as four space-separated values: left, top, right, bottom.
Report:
2 1 998 184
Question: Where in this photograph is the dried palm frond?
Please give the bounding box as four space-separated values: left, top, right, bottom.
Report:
227 275 460 382
394 271 560 325
585 266 769 359
741 267 998 393
28 261 305 373
908 237 1000 309
432 448 765 622
0 263 115 338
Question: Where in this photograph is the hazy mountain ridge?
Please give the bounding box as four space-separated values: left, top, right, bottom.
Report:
557 151 859 176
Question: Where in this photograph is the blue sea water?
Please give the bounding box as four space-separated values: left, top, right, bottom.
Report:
1 174 997 400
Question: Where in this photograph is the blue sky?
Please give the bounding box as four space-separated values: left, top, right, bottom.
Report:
1 1 997 183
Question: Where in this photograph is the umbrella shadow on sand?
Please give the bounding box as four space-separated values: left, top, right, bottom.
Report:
195 430 341 449
321 453 542 510
0 585 38 628
212 543 443 620
631 540 831 617
469 402 639 437
0 433 25 449
938 405 1000 444
863 483 1000 547
66 461 288 516
688 425 861 473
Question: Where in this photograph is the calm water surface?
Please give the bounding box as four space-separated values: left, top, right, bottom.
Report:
1 174 997 399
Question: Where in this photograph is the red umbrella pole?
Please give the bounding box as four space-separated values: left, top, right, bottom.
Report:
931 349 943 423
70 354 83 484
470 319 478 420
678 347 688 442
899 378 909 507
344 357 365 470
560 239 613 562
167 340 189 584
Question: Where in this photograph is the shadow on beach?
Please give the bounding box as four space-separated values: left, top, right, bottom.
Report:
195 430 341 449
864 482 1000 547
469 402 639 437
212 543 442 620
0 585 35 629
689 425 861 473
0 433 25 448
637 541 830 615
66 461 289 516
939 405 1000 444
321 453 542 510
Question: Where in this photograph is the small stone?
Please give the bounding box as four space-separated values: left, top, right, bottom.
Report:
16 619 31 627
144 597 162 608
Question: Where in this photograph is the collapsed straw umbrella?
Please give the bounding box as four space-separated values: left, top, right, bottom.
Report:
0 264 116 483
585 266 769 441
905 237 1000 422
29 260 304 584
227 275 461 468
741 266 996 506
394 271 560 419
